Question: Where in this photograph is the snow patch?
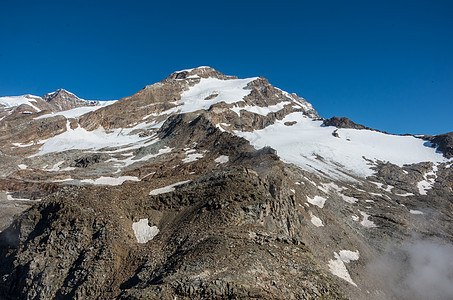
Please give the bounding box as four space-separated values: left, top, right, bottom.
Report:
32 122 148 156
307 195 327 208
396 192 414 197
132 218 159 243
182 153 204 163
328 250 360 286
339 194 359 204
35 100 116 120
359 211 377 228
149 180 191 195
409 210 424 215
417 164 438 195
214 155 229 164
177 77 258 113
81 176 140 186
309 211 324 227
230 101 291 116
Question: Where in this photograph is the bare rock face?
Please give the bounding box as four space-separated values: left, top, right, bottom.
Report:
0 66 452 300
323 116 369 130
43 89 98 111
429 132 453 158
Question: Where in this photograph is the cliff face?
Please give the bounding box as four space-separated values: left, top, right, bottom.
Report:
0 67 452 299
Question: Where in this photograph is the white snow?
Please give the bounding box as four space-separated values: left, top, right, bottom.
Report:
149 180 191 195
318 182 346 194
417 180 430 195
43 161 65 172
417 164 438 195
230 101 291 116
177 77 258 113
339 194 359 204
12 142 35 148
182 153 204 163
410 209 424 215
17 164 28 170
0 95 42 112
107 146 172 167
234 112 449 181
35 100 116 120
132 218 159 243
32 122 148 156
359 211 377 228
371 182 394 192
395 192 414 197
307 195 327 208
309 211 324 227
81 176 140 186
215 123 231 132
214 155 229 164
328 250 360 286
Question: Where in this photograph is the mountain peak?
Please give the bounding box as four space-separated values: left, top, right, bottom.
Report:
43 89 80 102
43 89 98 111
167 66 237 81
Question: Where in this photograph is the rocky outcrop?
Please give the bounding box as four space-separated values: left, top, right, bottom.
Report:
429 132 453 158
322 116 369 130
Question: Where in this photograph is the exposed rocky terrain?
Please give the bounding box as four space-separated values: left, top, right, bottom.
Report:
0 67 452 299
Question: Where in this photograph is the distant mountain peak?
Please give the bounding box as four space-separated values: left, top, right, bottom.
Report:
43 89 80 102
43 89 97 111
167 66 237 81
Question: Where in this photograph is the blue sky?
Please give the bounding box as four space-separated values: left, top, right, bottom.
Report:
1 0 452 135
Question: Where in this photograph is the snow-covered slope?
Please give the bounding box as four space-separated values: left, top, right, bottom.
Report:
0 95 43 112
235 112 448 180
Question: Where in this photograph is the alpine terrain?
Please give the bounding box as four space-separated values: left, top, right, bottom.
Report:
0 67 452 299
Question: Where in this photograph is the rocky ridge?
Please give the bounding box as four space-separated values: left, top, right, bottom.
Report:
0 67 452 299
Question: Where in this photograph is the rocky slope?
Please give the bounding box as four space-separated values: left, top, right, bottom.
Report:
0 67 452 299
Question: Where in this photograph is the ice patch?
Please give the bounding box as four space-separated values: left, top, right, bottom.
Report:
132 218 159 243
409 210 424 215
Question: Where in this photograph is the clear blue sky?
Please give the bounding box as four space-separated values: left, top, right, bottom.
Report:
1 0 452 135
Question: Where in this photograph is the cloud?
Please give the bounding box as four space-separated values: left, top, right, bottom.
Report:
368 239 453 300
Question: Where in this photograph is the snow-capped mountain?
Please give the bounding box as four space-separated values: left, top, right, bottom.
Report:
0 67 452 299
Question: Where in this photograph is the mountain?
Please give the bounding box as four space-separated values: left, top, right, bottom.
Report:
0 67 452 299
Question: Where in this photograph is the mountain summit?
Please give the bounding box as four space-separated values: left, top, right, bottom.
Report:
0 67 452 299
43 88 98 111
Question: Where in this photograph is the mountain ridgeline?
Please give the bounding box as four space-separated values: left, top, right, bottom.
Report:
0 67 452 299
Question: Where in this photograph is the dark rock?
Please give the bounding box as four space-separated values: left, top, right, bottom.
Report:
428 132 453 158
